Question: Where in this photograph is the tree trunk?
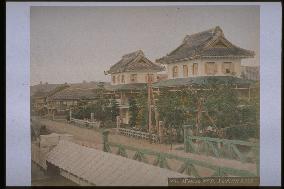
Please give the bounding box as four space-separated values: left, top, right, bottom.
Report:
205 110 216 127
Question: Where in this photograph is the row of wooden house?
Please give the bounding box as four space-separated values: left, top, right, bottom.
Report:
31 26 257 127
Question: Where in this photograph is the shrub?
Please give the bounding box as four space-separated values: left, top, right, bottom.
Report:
225 125 258 140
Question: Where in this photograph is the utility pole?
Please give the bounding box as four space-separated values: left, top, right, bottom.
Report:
147 73 152 133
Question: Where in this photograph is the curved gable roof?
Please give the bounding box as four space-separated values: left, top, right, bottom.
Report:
106 50 164 74
156 26 255 64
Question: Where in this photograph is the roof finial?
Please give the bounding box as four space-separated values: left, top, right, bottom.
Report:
214 26 223 37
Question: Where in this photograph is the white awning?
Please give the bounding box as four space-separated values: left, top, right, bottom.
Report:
46 140 187 186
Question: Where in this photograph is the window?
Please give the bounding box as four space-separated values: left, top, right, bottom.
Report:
192 63 198 75
172 66 178 78
183 65 189 77
145 74 154 82
112 75 116 84
117 75 121 84
222 62 233 74
205 62 217 75
130 74 137 83
121 75 125 83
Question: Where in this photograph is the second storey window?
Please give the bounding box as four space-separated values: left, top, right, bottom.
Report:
172 66 178 78
145 74 154 83
121 75 125 83
117 75 121 84
130 74 137 83
192 63 198 75
222 62 234 74
112 75 116 84
205 62 217 75
183 65 189 77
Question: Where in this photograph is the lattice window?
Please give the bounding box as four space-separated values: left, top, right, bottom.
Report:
205 62 217 75
145 74 154 82
130 74 137 83
183 65 189 77
121 75 125 83
112 75 116 84
172 66 178 78
222 62 234 74
192 63 198 75
117 75 121 84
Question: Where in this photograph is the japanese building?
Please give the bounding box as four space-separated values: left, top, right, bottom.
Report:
105 50 165 125
46 81 110 115
156 26 255 79
105 50 164 85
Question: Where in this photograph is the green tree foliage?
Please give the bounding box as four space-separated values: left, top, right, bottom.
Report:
157 81 259 141
110 99 119 122
128 97 138 128
157 89 187 143
135 92 148 131
72 98 111 127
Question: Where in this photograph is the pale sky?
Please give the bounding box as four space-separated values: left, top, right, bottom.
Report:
30 5 259 86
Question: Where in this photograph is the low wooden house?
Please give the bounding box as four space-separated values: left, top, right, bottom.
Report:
31 82 69 115
46 81 110 115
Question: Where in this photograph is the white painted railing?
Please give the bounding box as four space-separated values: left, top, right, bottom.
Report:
70 117 100 128
118 128 159 143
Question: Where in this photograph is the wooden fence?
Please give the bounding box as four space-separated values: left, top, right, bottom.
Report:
70 117 100 129
118 128 159 143
101 130 258 178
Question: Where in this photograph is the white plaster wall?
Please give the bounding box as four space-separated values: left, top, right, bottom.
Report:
166 58 242 79
111 71 158 85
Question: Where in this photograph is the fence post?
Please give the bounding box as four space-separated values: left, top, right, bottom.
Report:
102 130 111 152
91 112 94 122
69 109 72 121
158 121 164 144
183 125 192 153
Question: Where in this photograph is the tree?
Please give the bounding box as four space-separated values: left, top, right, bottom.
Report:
157 78 259 141
157 89 187 143
110 99 119 122
129 97 138 128
135 92 148 131
72 98 111 127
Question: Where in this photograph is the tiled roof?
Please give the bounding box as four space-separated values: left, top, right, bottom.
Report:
31 83 62 97
48 82 110 100
106 50 165 74
156 26 255 64
152 76 255 88
107 83 147 91
46 140 187 186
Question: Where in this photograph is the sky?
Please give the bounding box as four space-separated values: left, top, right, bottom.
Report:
30 5 259 86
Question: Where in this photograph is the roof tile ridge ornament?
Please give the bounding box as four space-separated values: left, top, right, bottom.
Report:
182 27 217 43
214 26 224 37
122 49 144 59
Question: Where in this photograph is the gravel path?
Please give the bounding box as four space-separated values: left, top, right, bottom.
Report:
38 119 257 175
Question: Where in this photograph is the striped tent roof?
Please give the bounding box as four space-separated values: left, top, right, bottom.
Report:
46 140 187 186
